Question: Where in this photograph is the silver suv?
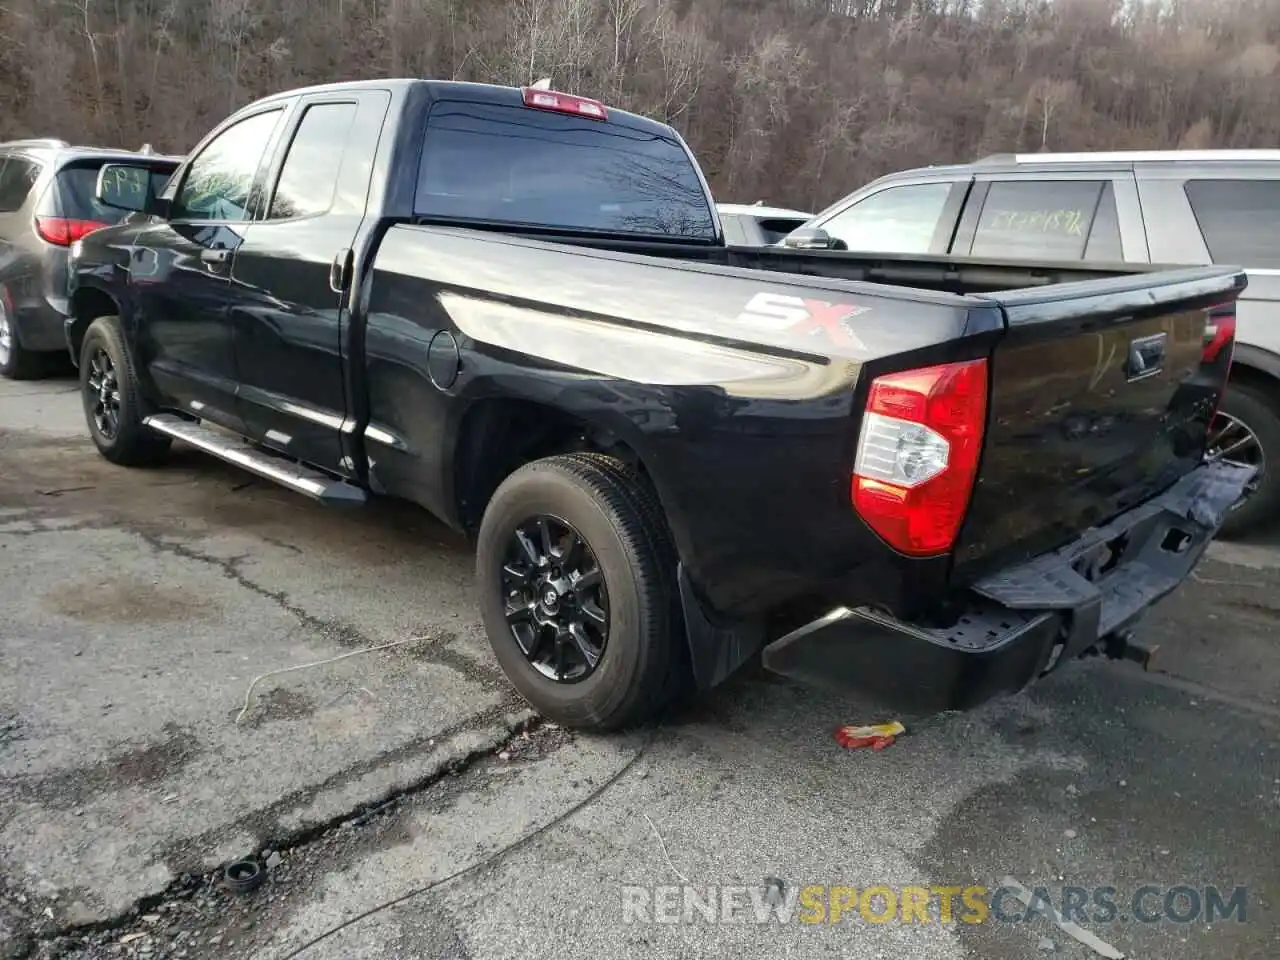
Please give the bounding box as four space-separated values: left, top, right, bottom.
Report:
0 139 179 379
785 150 1280 538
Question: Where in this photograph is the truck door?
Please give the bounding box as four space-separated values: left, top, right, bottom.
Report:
130 106 288 431
228 90 390 474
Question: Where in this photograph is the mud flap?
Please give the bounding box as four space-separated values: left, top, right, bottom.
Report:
677 563 766 690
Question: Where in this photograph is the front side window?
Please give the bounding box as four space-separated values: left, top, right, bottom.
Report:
172 109 284 222
969 180 1112 261
1185 179 1280 270
268 102 359 220
0 157 42 213
817 182 953 254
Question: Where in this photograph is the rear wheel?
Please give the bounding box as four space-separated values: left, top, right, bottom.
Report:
0 298 46 380
1210 381 1280 539
475 454 684 731
79 316 171 466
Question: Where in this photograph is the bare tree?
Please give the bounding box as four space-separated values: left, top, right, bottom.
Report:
0 0 1276 207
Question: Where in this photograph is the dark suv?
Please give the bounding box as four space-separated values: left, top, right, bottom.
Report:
0 140 179 379
785 150 1280 538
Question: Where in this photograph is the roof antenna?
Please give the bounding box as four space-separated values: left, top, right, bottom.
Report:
138 142 154 154
529 78 553 91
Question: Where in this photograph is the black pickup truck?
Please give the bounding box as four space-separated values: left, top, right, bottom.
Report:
63 79 1253 730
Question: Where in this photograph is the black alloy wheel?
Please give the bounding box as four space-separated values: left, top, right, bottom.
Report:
474 453 685 730
501 515 609 682
85 346 121 441
78 315 171 466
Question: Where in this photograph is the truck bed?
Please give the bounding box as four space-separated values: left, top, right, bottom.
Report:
367 223 1242 619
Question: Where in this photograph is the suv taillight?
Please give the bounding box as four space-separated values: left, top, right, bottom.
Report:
852 359 988 557
34 216 109 246
1202 302 1237 367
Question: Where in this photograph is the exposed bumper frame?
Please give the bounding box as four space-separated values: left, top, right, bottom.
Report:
759 459 1257 714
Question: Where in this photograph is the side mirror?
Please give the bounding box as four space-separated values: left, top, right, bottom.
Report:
782 226 836 250
95 163 159 214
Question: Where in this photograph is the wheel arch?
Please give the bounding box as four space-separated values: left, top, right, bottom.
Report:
66 285 121 368
450 395 762 693
1230 344 1280 401
451 397 658 535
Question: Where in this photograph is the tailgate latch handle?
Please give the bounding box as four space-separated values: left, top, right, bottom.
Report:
1125 332 1167 382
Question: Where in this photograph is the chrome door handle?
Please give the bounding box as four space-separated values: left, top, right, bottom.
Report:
200 248 229 265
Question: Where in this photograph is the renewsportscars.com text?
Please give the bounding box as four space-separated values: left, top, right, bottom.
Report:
620 883 1248 926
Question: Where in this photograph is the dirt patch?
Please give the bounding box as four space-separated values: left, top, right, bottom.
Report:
494 721 575 764
111 733 197 787
236 687 318 728
0 714 24 747
15 725 200 809
43 577 218 625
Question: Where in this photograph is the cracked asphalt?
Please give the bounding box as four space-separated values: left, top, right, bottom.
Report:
1 376 1278 960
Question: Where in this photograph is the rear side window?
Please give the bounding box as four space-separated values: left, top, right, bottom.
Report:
0 157 42 212
1184 179 1280 269
268 102 359 220
46 163 175 223
416 101 716 241
756 217 808 245
969 180 1119 261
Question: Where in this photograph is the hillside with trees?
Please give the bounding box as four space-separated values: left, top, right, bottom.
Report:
0 0 1276 210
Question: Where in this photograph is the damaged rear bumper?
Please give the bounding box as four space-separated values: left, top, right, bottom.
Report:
761 459 1256 714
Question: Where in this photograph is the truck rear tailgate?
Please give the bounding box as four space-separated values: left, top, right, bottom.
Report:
952 265 1246 578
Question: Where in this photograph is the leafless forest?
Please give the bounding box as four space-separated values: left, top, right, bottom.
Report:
1 0 1277 209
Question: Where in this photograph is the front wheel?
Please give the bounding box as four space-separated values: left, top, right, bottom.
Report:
475 454 684 731
79 316 171 466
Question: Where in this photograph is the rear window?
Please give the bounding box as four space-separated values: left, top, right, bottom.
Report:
415 101 716 241
1184 179 1280 269
756 217 808 245
48 163 175 222
0 157 42 212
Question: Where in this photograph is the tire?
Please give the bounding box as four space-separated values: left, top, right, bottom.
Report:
0 298 46 380
79 315 171 466
1213 381 1280 539
475 454 685 731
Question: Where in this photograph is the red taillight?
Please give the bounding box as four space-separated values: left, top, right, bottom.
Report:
521 87 608 121
35 216 110 246
851 359 989 557
1202 302 1237 366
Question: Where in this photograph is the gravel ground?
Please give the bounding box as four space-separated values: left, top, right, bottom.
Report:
1 377 1277 960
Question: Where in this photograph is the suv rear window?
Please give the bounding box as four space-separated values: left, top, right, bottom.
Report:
415 101 716 241
1184 179 1280 269
48 163 174 223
